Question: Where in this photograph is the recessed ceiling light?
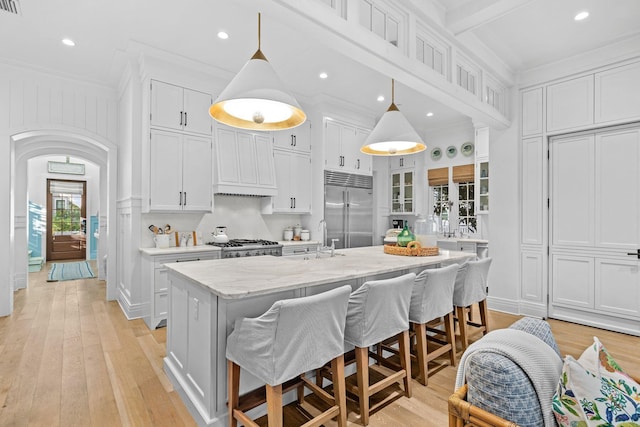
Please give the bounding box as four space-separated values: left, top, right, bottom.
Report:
377 95 385 102
574 11 589 21
426 112 434 117
217 31 229 39
319 72 328 79
62 38 75 47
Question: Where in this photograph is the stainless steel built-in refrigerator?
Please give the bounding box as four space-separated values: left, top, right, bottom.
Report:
324 171 373 249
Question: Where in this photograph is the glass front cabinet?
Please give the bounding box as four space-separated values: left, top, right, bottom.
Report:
478 161 489 213
391 169 414 213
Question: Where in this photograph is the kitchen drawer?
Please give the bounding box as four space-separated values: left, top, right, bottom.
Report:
153 251 218 268
154 292 168 318
459 242 477 253
282 244 318 256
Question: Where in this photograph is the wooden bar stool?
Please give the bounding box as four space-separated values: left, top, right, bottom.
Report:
325 273 415 426
453 257 492 351
378 264 458 386
226 285 352 427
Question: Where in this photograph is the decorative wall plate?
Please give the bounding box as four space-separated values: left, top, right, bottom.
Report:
431 147 442 160
461 142 474 156
446 145 457 158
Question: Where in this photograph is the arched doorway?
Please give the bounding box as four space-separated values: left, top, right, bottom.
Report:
6 129 117 314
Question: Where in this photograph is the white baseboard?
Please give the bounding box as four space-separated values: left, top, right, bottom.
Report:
486 296 519 315
117 289 147 320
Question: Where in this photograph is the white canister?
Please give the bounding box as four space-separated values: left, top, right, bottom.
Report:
300 230 310 241
283 227 293 241
154 234 170 249
293 224 302 238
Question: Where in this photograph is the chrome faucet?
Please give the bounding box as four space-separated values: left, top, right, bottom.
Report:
318 219 327 247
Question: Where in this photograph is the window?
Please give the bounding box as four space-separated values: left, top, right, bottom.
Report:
416 35 445 76
432 184 449 232
359 0 401 47
458 181 476 233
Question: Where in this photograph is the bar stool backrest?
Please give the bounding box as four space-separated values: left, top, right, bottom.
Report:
410 263 459 324
453 257 492 308
344 273 415 348
226 285 352 386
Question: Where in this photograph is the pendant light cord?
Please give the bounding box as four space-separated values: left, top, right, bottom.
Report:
258 13 261 51
391 78 395 104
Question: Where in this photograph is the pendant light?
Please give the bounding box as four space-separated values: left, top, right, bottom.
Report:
209 13 306 131
360 79 426 156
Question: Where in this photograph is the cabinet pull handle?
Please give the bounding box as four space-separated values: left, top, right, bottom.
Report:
293 135 296 146
183 192 187 206
184 112 188 127
176 258 201 263
179 191 182 205
293 197 296 209
626 249 640 259
357 159 360 169
291 135 294 146
180 111 183 126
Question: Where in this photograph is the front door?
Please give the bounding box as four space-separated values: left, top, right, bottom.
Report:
46 179 87 261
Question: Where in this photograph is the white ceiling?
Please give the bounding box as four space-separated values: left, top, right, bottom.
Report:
1 0 638 132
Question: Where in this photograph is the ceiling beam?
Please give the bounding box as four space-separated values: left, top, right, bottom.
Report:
446 0 536 35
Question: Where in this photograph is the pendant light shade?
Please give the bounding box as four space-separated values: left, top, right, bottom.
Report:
360 79 426 156
209 14 306 131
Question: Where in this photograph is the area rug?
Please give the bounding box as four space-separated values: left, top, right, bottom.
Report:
47 261 95 282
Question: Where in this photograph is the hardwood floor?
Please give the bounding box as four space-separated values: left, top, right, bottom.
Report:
1 263 639 426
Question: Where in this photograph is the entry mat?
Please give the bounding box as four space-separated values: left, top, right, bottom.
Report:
48 261 96 282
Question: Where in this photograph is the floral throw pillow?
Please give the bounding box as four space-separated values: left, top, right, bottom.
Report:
552 338 640 426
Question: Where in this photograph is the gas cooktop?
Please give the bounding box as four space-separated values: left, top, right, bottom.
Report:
206 239 280 248
206 239 283 258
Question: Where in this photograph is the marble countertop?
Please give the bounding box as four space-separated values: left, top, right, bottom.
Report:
164 245 475 299
139 245 221 256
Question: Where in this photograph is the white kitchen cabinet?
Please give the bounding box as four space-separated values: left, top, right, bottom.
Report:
213 125 277 196
141 249 220 330
324 118 372 175
270 149 312 213
521 87 544 137
521 137 544 245
149 129 212 211
150 79 212 136
551 253 595 310
390 168 414 214
389 156 415 169
272 122 311 153
549 126 640 327
546 75 594 133
595 61 640 125
521 251 544 304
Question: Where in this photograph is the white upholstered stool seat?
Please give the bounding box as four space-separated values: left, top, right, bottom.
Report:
226 285 352 427
326 273 415 426
378 264 459 386
453 257 492 351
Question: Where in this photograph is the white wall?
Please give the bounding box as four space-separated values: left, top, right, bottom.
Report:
27 155 100 260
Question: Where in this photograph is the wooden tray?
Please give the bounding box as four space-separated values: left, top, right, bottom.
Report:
384 241 439 257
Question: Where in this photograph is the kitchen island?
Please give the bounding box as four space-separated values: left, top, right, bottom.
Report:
163 245 476 426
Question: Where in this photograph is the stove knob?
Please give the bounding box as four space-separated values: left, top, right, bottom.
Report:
245 252 250 256
235 253 240 257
